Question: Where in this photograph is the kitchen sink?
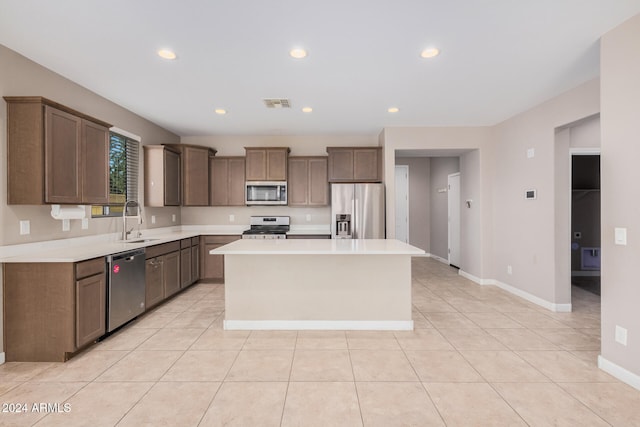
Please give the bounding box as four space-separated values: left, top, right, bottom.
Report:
124 238 159 243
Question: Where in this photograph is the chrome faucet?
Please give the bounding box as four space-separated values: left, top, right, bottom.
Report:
122 200 143 241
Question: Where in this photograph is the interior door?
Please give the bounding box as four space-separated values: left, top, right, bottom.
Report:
448 173 461 268
395 165 409 243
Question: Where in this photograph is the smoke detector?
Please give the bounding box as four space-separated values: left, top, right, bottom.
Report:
263 99 291 109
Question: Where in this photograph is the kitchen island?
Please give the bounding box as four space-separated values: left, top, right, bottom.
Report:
210 239 425 331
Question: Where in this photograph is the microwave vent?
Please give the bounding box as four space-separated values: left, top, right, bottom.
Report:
263 98 291 109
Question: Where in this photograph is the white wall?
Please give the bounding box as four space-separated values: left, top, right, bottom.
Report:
491 79 600 305
460 150 483 278
600 13 640 383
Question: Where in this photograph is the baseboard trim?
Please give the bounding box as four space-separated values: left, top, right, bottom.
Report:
492 280 572 312
224 320 414 331
598 355 640 391
458 270 493 285
0 352 5 365
429 254 449 265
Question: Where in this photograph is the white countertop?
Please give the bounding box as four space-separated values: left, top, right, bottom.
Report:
210 239 425 255
0 224 332 263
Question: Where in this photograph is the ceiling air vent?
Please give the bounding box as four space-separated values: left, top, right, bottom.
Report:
263 99 291 109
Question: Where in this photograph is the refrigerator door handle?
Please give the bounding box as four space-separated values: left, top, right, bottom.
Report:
352 197 357 239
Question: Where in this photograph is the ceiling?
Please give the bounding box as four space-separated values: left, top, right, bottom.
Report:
1 1 639 137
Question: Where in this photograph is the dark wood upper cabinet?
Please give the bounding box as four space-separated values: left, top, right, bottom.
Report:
82 120 110 205
210 156 246 206
4 97 111 205
163 144 216 206
288 156 328 206
144 145 181 207
245 147 289 181
327 147 382 183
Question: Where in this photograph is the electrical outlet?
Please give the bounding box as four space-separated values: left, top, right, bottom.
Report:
306 214 312 222
615 228 627 245
19 220 30 235
615 325 628 346
172 214 176 222
81 218 89 230
229 214 235 222
62 219 70 231
507 265 513 275
151 215 156 224
527 148 535 158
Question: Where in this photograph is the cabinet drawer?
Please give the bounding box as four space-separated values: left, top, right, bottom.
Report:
201 235 240 245
180 238 191 249
75 257 105 279
191 236 200 246
146 241 181 259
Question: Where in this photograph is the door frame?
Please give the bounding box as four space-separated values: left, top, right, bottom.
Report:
447 172 461 268
569 148 601 301
394 165 410 243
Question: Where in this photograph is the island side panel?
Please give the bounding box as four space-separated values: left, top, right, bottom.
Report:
223 254 412 329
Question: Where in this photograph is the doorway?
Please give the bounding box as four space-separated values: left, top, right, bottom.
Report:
395 165 409 243
448 173 461 268
571 154 601 296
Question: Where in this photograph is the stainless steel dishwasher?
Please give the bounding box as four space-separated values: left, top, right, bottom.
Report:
107 248 146 332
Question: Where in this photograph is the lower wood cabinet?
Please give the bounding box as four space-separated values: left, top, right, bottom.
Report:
164 251 181 297
145 256 165 309
75 271 106 349
3 257 106 362
145 241 181 307
191 237 200 283
200 235 241 282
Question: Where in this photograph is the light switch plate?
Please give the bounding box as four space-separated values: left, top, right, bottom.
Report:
306 214 312 222
151 215 156 224
172 214 176 222
19 220 30 235
229 214 235 222
615 325 628 346
62 219 70 231
614 227 627 245
81 218 89 230
527 148 535 158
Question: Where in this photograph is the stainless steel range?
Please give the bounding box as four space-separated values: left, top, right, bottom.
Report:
242 216 290 239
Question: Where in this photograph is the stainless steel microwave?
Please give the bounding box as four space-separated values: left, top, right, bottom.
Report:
245 181 287 205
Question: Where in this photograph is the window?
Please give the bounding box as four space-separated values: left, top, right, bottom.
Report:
91 131 140 217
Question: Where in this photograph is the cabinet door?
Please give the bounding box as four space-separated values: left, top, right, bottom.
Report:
75 273 106 348
210 157 229 206
353 148 381 181
327 149 354 182
191 244 200 283
164 148 181 206
180 247 192 288
228 157 246 206
81 120 109 204
182 146 210 206
267 149 288 181
163 251 181 297
245 149 266 181
308 157 328 205
145 257 164 308
200 235 240 282
288 158 309 206
45 106 82 203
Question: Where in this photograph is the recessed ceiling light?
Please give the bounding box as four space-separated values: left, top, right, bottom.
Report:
157 49 177 60
215 109 227 115
289 48 307 59
420 48 440 59
388 107 400 113
302 107 313 113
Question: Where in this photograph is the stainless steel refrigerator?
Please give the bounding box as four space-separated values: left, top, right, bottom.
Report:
331 183 385 239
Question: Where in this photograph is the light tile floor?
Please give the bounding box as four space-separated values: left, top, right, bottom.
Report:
1 257 639 426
